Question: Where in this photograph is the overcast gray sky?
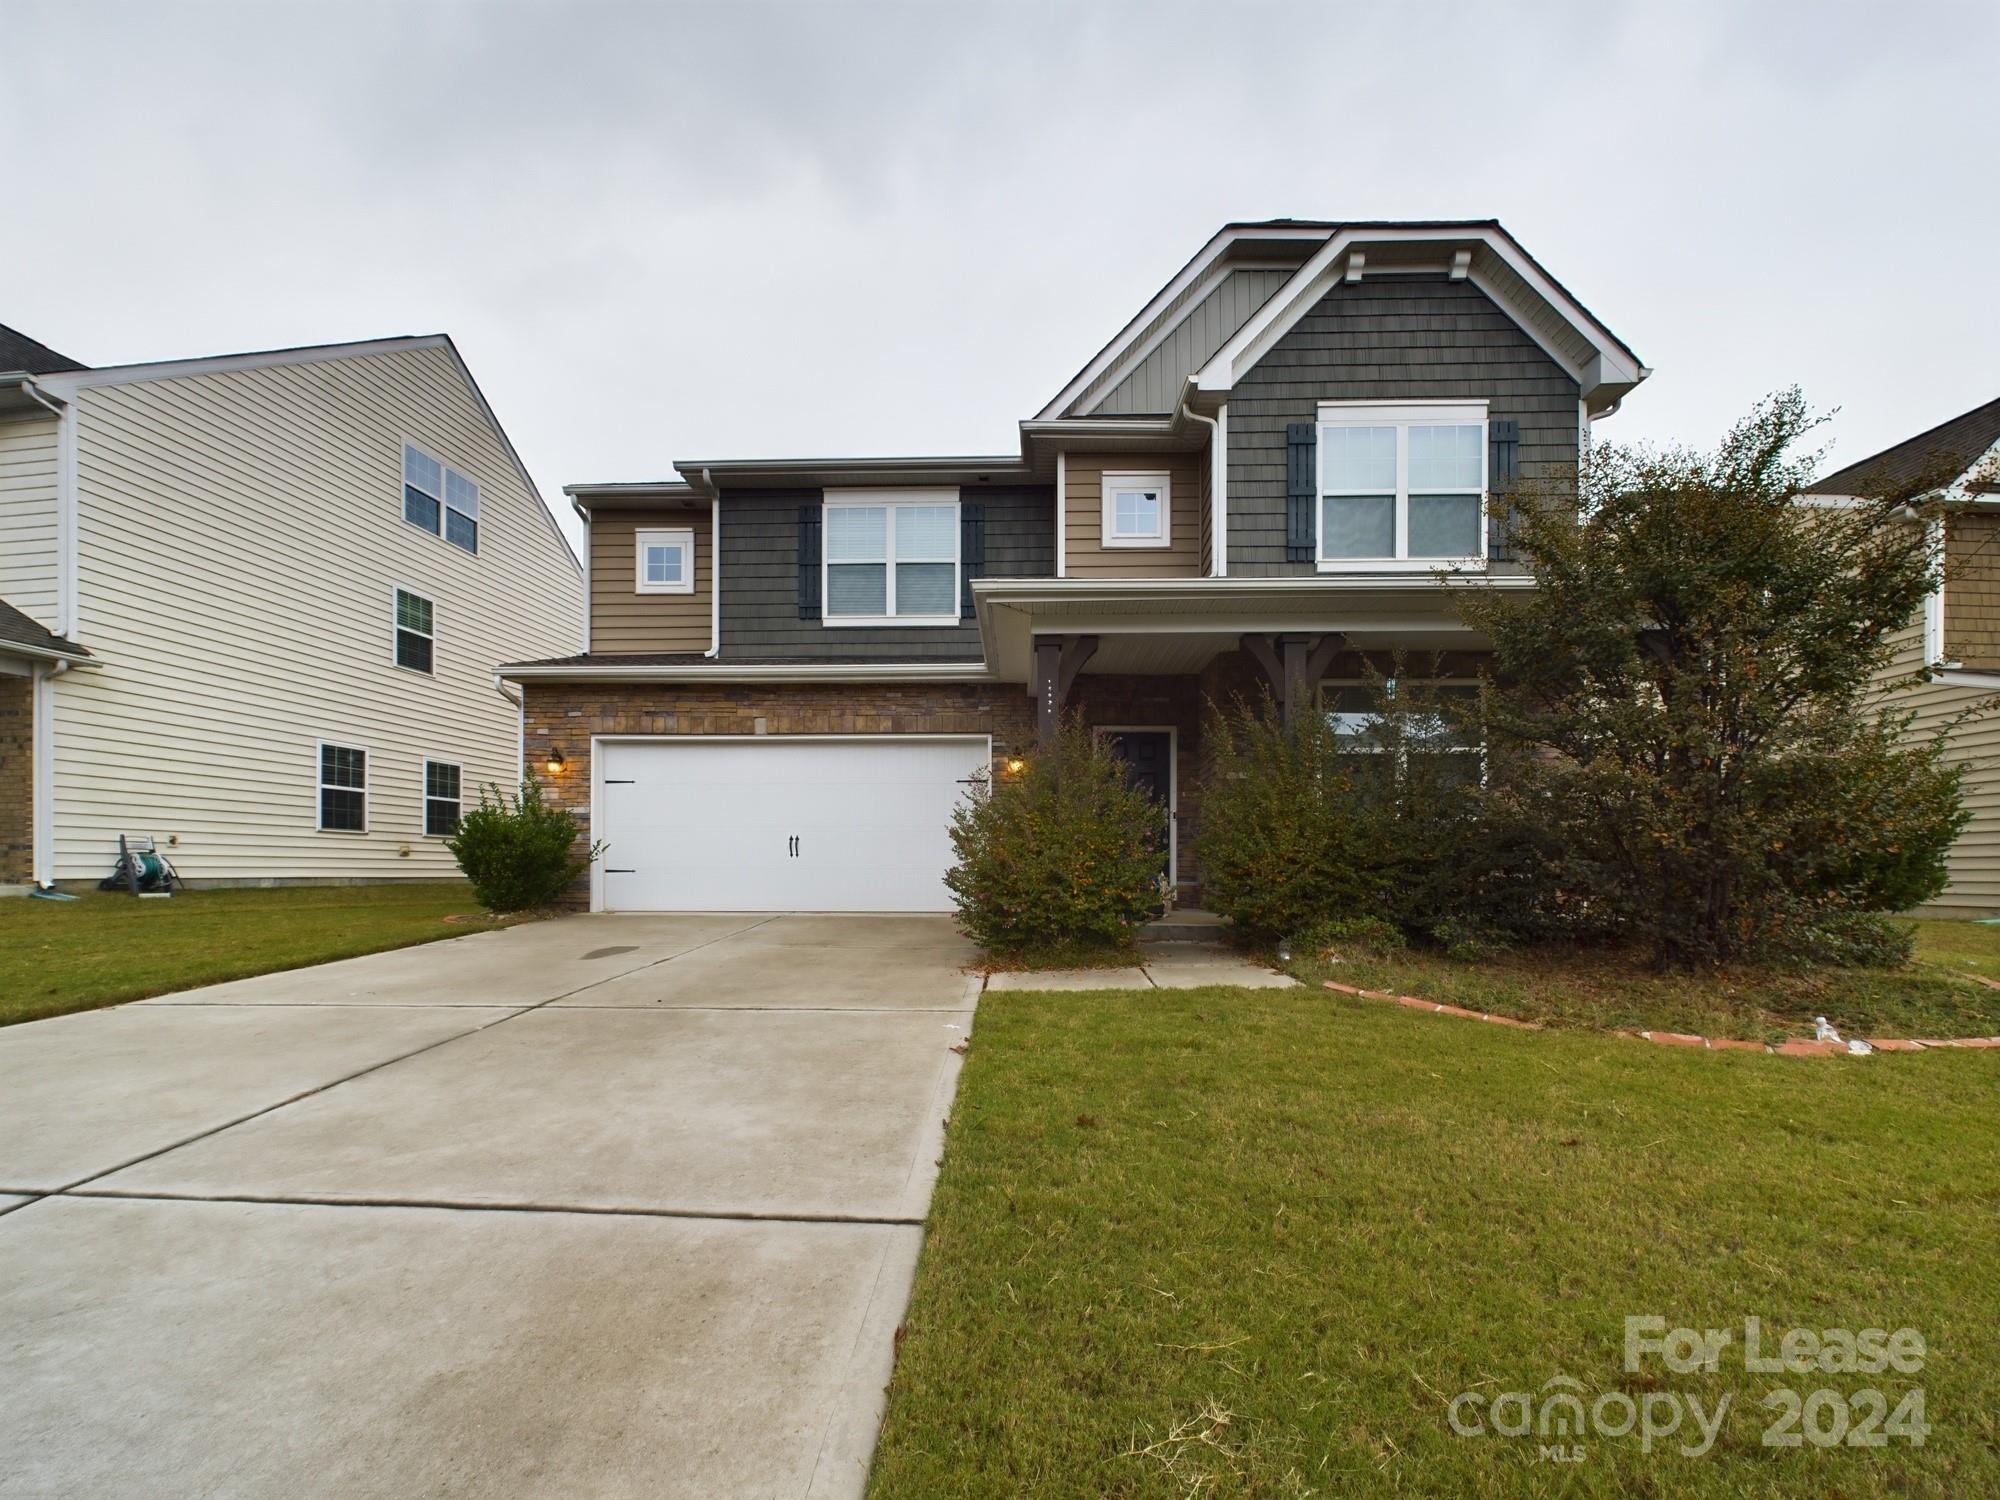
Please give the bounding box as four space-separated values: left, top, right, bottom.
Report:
5 0 1994 552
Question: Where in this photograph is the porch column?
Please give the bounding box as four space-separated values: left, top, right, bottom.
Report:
1240 631 1346 729
1034 634 1099 752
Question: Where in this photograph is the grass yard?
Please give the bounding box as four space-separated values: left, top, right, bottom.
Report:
1280 920 2000 1045
871 985 2000 1498
0 883 511 1026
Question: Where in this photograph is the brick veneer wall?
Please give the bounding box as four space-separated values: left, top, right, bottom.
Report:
522 680 1039 905
0 675 34 886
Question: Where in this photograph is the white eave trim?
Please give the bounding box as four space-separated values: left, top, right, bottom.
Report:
1035 224 1330 421
498 660 993 685
1192 225 1645 401
32 335 451 394
0 639 96 667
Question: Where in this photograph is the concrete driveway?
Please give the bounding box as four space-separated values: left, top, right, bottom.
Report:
0 913 980 1500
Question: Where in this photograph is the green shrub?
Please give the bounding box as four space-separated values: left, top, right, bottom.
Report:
1193 692 1386 944
945 722 1165 958
1292 914 1406 961
446 777 603 913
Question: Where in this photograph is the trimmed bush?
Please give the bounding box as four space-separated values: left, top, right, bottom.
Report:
1192 691 1386 944
446 777 603 913
945 722 1165 959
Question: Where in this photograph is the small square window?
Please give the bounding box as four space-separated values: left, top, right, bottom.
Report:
635 528 695 594
1101 472 1170 548
424 760 462 837
394 589 434 674
319 743 367 832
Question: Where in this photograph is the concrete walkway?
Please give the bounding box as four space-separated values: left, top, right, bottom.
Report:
984 943 1298 992
0 913 978 1500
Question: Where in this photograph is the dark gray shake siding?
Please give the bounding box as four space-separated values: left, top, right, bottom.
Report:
718 486 1055 660
1226 275 1580 577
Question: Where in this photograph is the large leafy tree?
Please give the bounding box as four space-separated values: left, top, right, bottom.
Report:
1458 390 1966 968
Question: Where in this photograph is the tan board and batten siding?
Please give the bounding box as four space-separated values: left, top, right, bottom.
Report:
1876 622 2000 915
1063 452 1204 578
588 509 713 653
0 413 60 630
51 344 581 882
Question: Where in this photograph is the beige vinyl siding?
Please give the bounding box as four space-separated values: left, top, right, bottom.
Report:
1945 512 2000 670
50 343 582 882
1874 622 2000 914
1063 452 1204 578
589 508 713 653
0 413 60 630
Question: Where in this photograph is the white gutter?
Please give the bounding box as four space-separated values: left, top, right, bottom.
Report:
498 660 993 685
0 639 96 667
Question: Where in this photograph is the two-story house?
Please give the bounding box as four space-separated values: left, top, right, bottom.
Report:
501 219 1648 913
1806 396 2000 915
0 325 582 892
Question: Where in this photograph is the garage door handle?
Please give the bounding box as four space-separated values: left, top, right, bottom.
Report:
787 835 800 857
606 868 635 874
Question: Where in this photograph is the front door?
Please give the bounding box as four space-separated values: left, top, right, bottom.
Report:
1100 729 1175 892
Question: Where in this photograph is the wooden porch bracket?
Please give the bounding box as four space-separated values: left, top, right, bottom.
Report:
1240 631 1347 728
1035 634 1099 751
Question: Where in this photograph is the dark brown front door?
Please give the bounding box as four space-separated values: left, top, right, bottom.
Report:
1102 730 1173 894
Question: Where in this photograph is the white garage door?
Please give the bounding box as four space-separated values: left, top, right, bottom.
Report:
596 736 990 913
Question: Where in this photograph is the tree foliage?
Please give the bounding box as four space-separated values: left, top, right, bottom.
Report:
1457 389 1966 967
945 722 1165 958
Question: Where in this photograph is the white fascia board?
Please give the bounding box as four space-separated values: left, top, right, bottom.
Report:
499 661 993 685
1193 226 1643 399
1035 225 1331 421
32 335 451 395
1935 668 2000 691
972 573 1534 608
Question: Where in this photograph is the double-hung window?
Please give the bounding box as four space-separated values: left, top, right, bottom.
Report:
403 443 480 554
424 760 462 837
823 490 960 625
394 589 434 673
635 528 694 594
1318 402 1487 570
1102 471 1170 547
318 743 367 832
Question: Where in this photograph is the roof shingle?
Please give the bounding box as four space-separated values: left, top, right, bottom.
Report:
0 598 89 660
0 323 86 375
1806 397 2000 497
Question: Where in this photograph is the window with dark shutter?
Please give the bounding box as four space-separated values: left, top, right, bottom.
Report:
1286 422 1317 562
797 503 822 619
959 501 985 619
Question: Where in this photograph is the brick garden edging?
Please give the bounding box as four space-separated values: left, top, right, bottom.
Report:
1319 980 2000 1057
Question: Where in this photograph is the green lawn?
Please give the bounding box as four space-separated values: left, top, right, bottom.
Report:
871 985 2000 1498
0 883 511 1026
1280 920 2000 1045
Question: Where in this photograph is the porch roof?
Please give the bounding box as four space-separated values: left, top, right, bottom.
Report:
969 575 1528 683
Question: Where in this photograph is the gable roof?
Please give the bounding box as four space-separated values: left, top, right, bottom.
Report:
1804 396 2000 498
1039 219 1648 421
0 322 86 375
0 598 91 663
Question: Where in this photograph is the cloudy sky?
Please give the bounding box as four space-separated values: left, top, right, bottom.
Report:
5 0 1994 552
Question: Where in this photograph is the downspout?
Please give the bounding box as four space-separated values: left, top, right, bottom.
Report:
1181 401 1224 577
706 484 720 657
493 672 525 786
32 660 70 890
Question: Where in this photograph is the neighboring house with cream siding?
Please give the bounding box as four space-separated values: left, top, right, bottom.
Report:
0 324 581 892
1805 396 2000 914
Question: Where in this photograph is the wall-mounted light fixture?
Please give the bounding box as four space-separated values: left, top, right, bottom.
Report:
546 748 566 775
1004 757 1027 777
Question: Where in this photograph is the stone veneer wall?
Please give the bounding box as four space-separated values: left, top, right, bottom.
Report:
0 675 34 886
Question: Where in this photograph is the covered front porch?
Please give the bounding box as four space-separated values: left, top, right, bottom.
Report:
970 576 1517 905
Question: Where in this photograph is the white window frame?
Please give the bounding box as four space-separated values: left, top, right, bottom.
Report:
316 740 369 834
821 488 961 627
393 586 435 675
1101 471 1172 548
634 527 696 595
402 440 480 555
1316 400 1489 574
1322 678 1487 786
423 757 462 838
